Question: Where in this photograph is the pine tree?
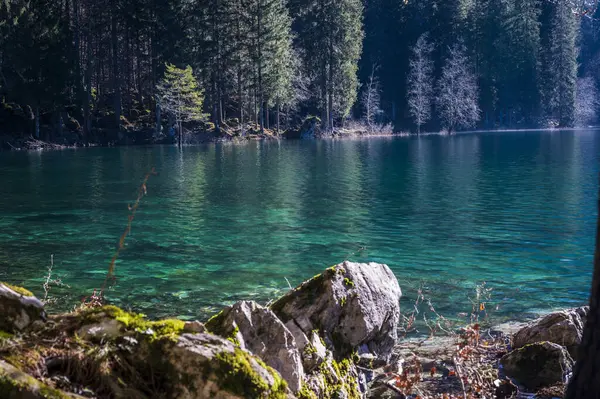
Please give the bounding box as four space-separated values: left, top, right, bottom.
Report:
291 0 363 131
539 0 579 127
156 64 206 147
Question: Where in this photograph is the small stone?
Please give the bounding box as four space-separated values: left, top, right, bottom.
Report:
77 319 122 342
182 320 206 333
494 378 518 399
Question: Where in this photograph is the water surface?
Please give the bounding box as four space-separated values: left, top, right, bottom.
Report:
0 130 598 323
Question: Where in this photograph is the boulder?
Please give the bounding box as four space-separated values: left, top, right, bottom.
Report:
206 301 304 393
0 360 84 398
512 307 588 359
0 283 45 333
161 333 291 399
271 262 401 361
500 342 573 389
43 306 292 399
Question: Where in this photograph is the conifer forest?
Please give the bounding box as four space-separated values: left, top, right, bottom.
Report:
0 0 599 142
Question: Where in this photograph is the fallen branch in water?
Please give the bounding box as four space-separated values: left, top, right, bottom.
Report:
81 168 157 308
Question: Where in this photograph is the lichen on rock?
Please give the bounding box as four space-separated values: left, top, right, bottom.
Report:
271 261 401 362
206 300 304 393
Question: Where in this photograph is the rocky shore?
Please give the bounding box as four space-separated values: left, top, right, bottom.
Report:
0 262 588 398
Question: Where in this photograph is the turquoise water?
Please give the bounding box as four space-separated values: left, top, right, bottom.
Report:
0 130 598 323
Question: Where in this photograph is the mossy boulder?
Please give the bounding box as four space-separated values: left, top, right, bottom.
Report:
160 333 291 398
0 283 45 333
500 341 573 389
0 360 82 398
271 262 401 361
206 301 304 393
512 306 588 359
3 305 293 398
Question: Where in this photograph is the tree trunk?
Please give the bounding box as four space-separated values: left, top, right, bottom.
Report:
35 106 40 139
566 182 600 398
111 6 121 132
73 0 85 142
257 0 264 134
179 120 183 148
155 99 161 137
84 38 92 142
327 36 334 133
276 100 280 134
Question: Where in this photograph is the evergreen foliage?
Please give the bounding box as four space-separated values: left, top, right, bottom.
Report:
157 64 205 146
0 0 596 138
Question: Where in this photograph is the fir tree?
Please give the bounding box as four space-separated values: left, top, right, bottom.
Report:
156 64 206 147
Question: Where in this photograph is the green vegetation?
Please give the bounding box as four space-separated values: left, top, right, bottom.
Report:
215 348 288 399
317 358 361 399
157 64 206 147
0 0 593 143
1 282 33 297
79 305 185 342
297 383 318 399
343 278 355 288
0 362 73 399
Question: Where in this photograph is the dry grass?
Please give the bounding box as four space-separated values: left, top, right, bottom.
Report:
377 283 515 399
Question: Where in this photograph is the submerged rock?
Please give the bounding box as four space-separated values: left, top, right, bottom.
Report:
512 306 588 359
0 283 45 333
500 342 573 390
271 261 401 361
206 300 304 393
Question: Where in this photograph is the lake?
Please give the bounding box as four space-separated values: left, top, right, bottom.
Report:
0 130 598 325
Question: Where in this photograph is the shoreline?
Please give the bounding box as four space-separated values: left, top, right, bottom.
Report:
3 126 599 153
0 261 589 398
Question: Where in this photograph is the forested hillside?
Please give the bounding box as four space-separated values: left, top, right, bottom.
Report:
0 0 599 143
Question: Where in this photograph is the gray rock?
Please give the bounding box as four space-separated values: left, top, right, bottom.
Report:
76 319 122 342
500 341 574 389
163 333 292 399
0 360 84 398
205 300 304 393
513 307 589 359
271 261 401 361
302 331 328 372
0 283 45 333
183 320 206 334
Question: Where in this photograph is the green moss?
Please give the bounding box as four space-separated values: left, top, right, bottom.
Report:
1 282 33 297
340 296 347 307
215 348 287 399
297 383 318 399
343 278 355 288
317 358 361 399
0 331 13 340
227 325 241 346
205 311 242 346
205 309 224 326
0 363 72 398
304 343 317 356
78 305 185 342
